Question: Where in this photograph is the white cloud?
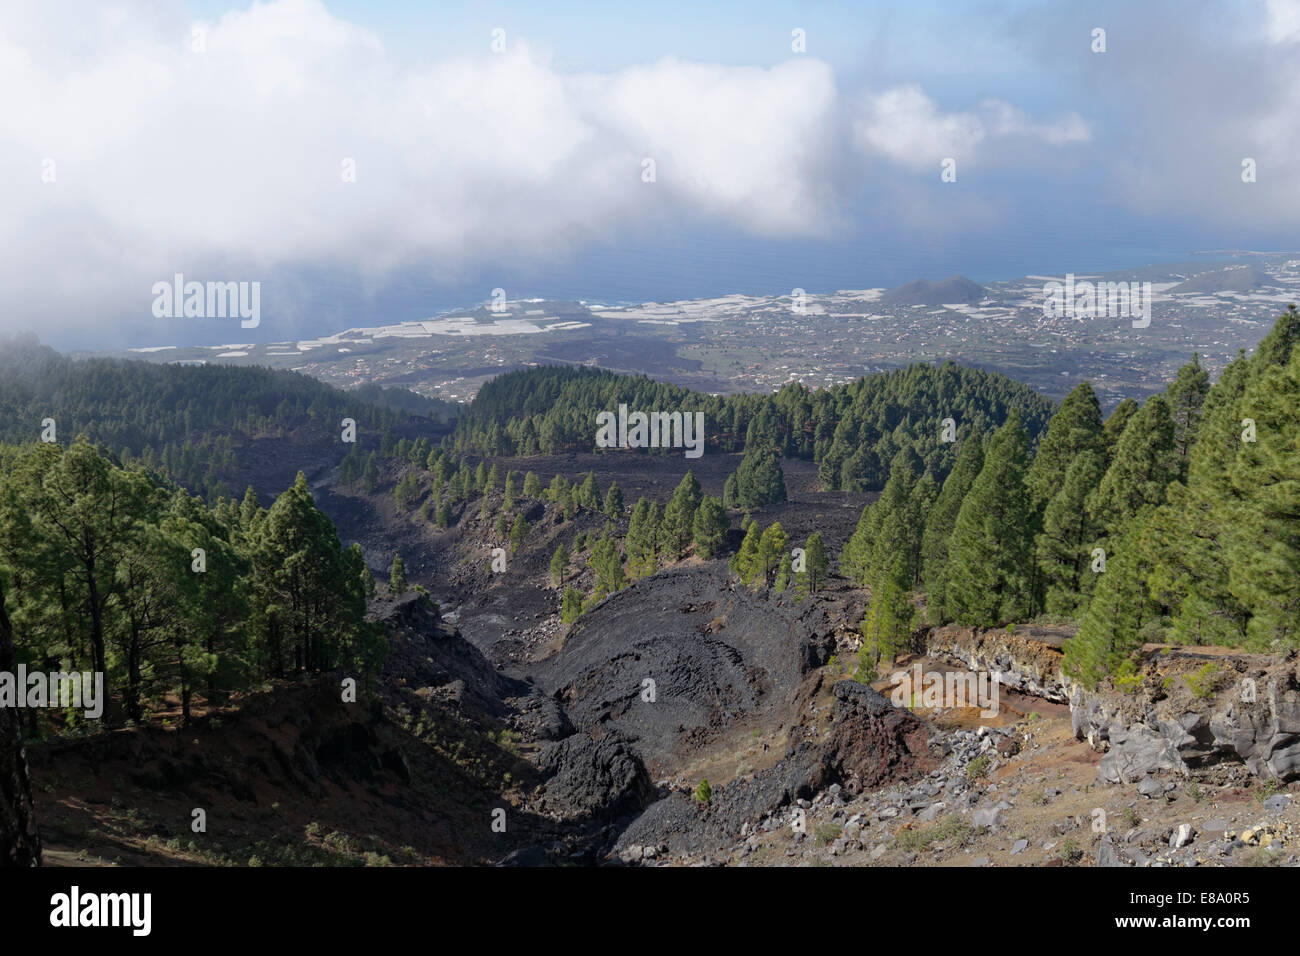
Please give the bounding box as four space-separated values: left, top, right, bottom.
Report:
0 0 846 327
0 0 1090 340
1264 0 1300 42
588 57 841 236
850 85 1089 170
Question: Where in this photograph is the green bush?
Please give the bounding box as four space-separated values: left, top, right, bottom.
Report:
1185 663 1223 700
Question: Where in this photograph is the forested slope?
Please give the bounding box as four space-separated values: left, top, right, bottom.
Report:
449 361 1053 493
0 335 429 501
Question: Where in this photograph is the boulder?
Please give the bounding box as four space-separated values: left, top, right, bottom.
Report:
1169 823 1194 849
538 731 654 820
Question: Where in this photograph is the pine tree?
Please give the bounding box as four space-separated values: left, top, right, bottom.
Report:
1063 520 1156 688
1226 349 1300 648
510 514 530 552
523 471 542 499
389 552 407 594
758 522 788 586
9 439 153 694
723 473 739 509
393 471 420 509
921 435 983 624
1088 394 1177 544
744 403 780 450
946 414 1034 626
1025 382 1105 513
361 564 376 599
603 481 624 519
1036 450 1105 617
240 485 262 532
590 536 626 598
1144 353 1255 646
841 500 882 586
661 471 703 559
1102 399 1138 457
692 495 729 559
502 472 517 510
859 559 915 674
550 543 570 587
863 449 923 587
1165 354 1210 481
0 440 381 727
797 532 828 595
1020 383 1106 616
578 471 599 509
1250 301 1300 369
560 587 584 624
732 520 762 584
626 498 659 577
730 448 786 509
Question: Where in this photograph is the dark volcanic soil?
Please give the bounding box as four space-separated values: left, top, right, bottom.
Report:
530 562 840 778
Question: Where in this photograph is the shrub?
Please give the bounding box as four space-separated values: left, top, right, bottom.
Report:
1185 662 1223 700
814 822 841 846
894 814 971 851
1059 838 1082 864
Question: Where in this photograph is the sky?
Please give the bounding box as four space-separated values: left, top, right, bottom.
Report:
3 0 1300 348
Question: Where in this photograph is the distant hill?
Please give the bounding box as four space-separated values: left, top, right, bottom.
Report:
0 335 437 502
348 383 459 422
1170 266 1269 294
880 276 987 307
450 361 1054 492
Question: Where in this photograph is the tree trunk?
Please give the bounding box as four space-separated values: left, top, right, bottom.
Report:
206 631 218 708
0 582 42 866
84 555 110 724
126 623 142 724
178 648 191 726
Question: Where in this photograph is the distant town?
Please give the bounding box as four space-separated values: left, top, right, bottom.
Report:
99 256 1300 410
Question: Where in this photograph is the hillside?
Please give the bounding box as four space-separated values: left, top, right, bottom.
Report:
0 334 449 502
450 361 1054 493
1170 266 1271 294
4 306 1300 870
879 276 988 307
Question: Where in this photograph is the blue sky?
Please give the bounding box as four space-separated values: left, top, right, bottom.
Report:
4 0 1298 346
184 0 1040 74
